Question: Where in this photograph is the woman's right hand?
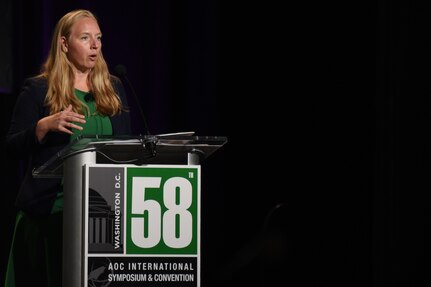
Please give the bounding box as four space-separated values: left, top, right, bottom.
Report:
35 104 86 142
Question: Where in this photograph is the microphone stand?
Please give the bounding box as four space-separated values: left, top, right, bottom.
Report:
115 65 157 157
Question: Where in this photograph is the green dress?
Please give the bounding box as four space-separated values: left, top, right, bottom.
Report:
5 90 113 287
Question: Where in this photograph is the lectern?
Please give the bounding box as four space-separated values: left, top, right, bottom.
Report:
33 134 227 287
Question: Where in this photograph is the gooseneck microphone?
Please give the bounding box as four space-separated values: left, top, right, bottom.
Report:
113 64 151 136
113 64 156 157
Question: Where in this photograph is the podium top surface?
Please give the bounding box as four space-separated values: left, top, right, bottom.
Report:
33 134 227 178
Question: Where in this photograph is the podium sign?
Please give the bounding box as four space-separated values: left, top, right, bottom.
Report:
32 134 226 287
84 164 200 287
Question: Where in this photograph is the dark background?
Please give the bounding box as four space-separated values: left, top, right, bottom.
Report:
2 1 431 287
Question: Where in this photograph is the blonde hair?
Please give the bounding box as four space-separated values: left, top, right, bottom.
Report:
39 9 123 116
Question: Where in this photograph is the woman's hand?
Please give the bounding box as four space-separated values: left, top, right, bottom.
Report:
35 104 86 142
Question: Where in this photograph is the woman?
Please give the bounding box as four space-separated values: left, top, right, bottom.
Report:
5 9 131 286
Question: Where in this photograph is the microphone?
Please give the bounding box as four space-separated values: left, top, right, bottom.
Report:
84 93 94 102
113 64 151 136
113 64 156 157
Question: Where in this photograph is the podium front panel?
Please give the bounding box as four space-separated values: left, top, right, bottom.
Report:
83 164 201 287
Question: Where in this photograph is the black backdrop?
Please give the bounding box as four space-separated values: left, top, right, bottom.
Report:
3 1 431 287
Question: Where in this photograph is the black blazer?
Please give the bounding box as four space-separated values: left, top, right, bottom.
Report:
6 76 132 214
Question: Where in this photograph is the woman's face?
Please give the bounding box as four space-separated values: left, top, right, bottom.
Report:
62 17 102 73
